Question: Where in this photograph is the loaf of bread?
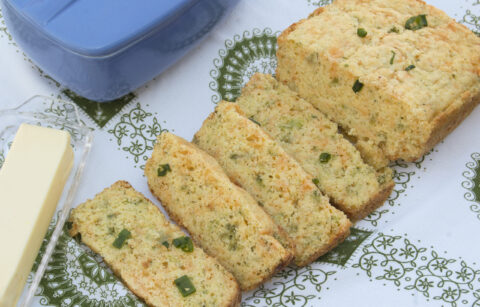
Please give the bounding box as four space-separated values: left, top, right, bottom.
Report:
68 181 241 307
236 73 394 221
193 102 351 266
145 132 293 291
276 0 480 162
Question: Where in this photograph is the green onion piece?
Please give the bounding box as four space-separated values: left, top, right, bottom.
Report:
390 51 396 65
162 241 169 248
230 153 240 160
249 116 261 126
312 178 320 186
113 229 131 249
172 236 194 252
319 152 332 163
174 275 196 297
157 164 171 177
405 65 416 71
389 26 399 33
405 14 428 30
357 28 367 37
352 79 364 93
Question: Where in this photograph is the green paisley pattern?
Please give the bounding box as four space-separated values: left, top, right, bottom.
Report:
63 90 135 128
462 152 480 220
363 151 433 227
353 233 480 306
108 103 167 169
210 28 279 103
241 266 336 307
461 0 480 36
307 0 333 6
32 215 144 306
318 227 373 266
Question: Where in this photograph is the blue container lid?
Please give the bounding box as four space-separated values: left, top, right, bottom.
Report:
6 0 199 57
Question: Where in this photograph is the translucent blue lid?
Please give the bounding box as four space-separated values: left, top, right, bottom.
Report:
6 0 198 57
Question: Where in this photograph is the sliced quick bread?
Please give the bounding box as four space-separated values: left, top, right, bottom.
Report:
236 73 394 221
276 0 480 162
68 181 241 307
145 132 293 291
193 102 351 266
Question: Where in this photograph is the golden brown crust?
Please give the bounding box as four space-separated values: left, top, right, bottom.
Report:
419 91 480 162
295 218 352 267
342 180 395 222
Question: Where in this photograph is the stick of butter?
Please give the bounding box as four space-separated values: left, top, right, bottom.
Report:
0 124 74 307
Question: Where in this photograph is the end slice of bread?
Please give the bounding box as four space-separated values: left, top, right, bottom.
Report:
236 73 394 221
193 102 351 266
68 181 241 307
145 133 293 290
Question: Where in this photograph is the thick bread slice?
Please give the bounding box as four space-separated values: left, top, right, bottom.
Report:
145 133 293 291
193 102 351 266
236 73 394 221
68 181 241 307
276 0 480 162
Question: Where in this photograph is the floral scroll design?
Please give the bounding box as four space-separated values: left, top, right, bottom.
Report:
33 215 145 306
210 28 279 103
108 103 167 169
242 266 336 307
353 233 480 306
461 152 480 220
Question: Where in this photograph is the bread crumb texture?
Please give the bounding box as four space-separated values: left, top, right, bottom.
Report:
237 73 394 220
145 133 293 291
69 181 241 307
277 0 480 162
193 102 351 266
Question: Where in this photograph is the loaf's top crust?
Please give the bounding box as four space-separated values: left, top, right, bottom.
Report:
287 0 480 122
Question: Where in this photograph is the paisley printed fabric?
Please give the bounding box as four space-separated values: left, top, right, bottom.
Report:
0 0 479 306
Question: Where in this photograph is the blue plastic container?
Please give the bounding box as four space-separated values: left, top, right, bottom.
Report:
2 0 239 101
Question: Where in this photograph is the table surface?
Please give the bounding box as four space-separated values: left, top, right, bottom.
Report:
1 1 479 306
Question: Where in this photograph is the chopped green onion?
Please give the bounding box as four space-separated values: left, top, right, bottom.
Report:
174 275 196 297
312 178 320 186
357 28 368 37
405 65 416 71
113 229 131 249
352 79 364 93
256 174 264 186
319 152 332 163
230 153 240 160
172 236 194 252
389 26 399 33
162 241 169 248
249 116 261 126
157 164 171 177
390 51 396 65
405 14 428 31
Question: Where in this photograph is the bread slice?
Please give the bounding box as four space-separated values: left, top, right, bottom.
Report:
276 0 480 162
145 133 293 291
193 102 351 266
68 181 241 307
236 73 394 221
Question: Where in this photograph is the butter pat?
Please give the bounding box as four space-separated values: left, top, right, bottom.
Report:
0 124 74 307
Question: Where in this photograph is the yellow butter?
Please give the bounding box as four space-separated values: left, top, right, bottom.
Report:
0 124 74 307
